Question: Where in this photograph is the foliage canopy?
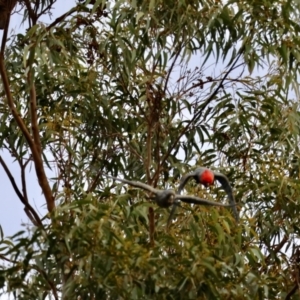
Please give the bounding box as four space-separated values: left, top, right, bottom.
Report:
1 0 300 299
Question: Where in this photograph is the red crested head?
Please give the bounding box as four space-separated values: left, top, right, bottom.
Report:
199 169 214 187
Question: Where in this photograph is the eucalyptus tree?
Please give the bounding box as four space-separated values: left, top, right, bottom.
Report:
1 0 300 299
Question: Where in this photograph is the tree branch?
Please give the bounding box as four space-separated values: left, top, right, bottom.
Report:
155 54 244 179
0 17 9 54
266 234 289 264
28 75 55 211
163 46 182 94
22 0 37 26
0 253 58 300
46 6 78 30
0 156 42 226
31 264 59 300
20 157 30 205
0 54 55 213
148 207 155 247
285 284 298 300
28 72 42 155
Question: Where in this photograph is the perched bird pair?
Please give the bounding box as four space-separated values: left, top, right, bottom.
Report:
105 167 239 225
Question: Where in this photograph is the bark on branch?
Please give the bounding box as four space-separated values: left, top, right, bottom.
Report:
0 54 55 213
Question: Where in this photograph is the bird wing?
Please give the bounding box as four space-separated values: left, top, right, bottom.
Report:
105 175 160 194
177 195 235 207
214 172 239 221
177 171 197 194
169 167 206 228
168 171 196 228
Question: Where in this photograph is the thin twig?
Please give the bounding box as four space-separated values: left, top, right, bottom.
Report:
163 46 182 94
24 207 39 226
0 252 59 300
87 170 103 193
6 145 30 206
155 54 244 180
30 264 59 300
21 159 30 204
265 234 289 264
37 0 57 19
285 284 297 300
0 156 42 226
46 6 78 30
0 253 16 263
0 17 9 54
23 0 37 26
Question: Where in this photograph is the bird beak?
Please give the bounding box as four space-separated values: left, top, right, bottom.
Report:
205 182 214 188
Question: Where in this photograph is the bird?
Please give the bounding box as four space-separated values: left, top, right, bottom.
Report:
0 0 17 30
104 175 236 209
168 167 239 224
